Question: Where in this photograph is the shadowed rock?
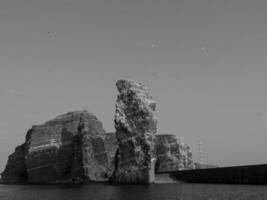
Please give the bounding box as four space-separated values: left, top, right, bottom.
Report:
155 134 194 172
1 144 27 183
103 132 118 174
111 80 157 184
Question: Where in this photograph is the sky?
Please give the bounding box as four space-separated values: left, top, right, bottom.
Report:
1 0 267 171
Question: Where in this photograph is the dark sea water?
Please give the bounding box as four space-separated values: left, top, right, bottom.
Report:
1 183 267 200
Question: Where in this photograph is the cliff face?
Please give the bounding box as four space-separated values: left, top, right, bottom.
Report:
155 134 194 173
1 80 196 184
111 80 157 184
2 118 194 184
1 144 27 183
184 144 194 170
2 111 113 184
103 133 118 174
100 133 195 174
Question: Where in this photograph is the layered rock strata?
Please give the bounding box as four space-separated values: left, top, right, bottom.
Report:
2 111 113 183
155 134 194 173
111 80 157 184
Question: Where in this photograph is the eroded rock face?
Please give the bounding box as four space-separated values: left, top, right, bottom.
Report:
103 132 118 174
184 143 194 170
1 144 27 183
111 80 157 184
155 134 194 173
2 111 112 184
25 111 111 183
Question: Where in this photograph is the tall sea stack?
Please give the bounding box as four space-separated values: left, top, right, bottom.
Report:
111 80 157 184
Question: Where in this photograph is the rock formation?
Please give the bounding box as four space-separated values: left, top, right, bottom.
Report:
184 143 194 170
155 134 194 173
99 132 195 174
1 144 27 183
103 132 118 173
111 80 157 184
1 80 196 184
2 111 113 183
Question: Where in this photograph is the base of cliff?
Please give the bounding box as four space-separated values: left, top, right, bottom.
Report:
154 173 182 184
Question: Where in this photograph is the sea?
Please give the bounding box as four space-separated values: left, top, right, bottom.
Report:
0 183 267 200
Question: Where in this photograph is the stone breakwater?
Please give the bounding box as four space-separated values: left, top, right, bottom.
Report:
1 80 194 184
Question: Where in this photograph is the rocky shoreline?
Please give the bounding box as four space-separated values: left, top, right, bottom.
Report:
1 80 194 185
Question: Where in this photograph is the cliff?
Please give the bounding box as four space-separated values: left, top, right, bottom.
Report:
155 134 194 173
111 80 157 184
98 133 195 174
1 80 195 184
2 111 113 184
1 144 27 183
2 131 195 183
2 120 195 184
103 132 118 173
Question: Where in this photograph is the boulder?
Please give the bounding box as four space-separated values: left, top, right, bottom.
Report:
111 80 157 184
155 134 194 173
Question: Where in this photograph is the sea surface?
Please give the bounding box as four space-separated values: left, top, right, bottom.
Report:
0 183 267 200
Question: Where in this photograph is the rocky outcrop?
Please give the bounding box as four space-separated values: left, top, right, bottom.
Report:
111 80 157 184
155 134 194 173
184 144 194 170
1 144 27 183
26 111 112 183
2 111 113 184
101 132 195 174
1 80 196 184
103 133 118 174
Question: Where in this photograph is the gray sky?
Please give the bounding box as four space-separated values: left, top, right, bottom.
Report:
1 0 267 171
